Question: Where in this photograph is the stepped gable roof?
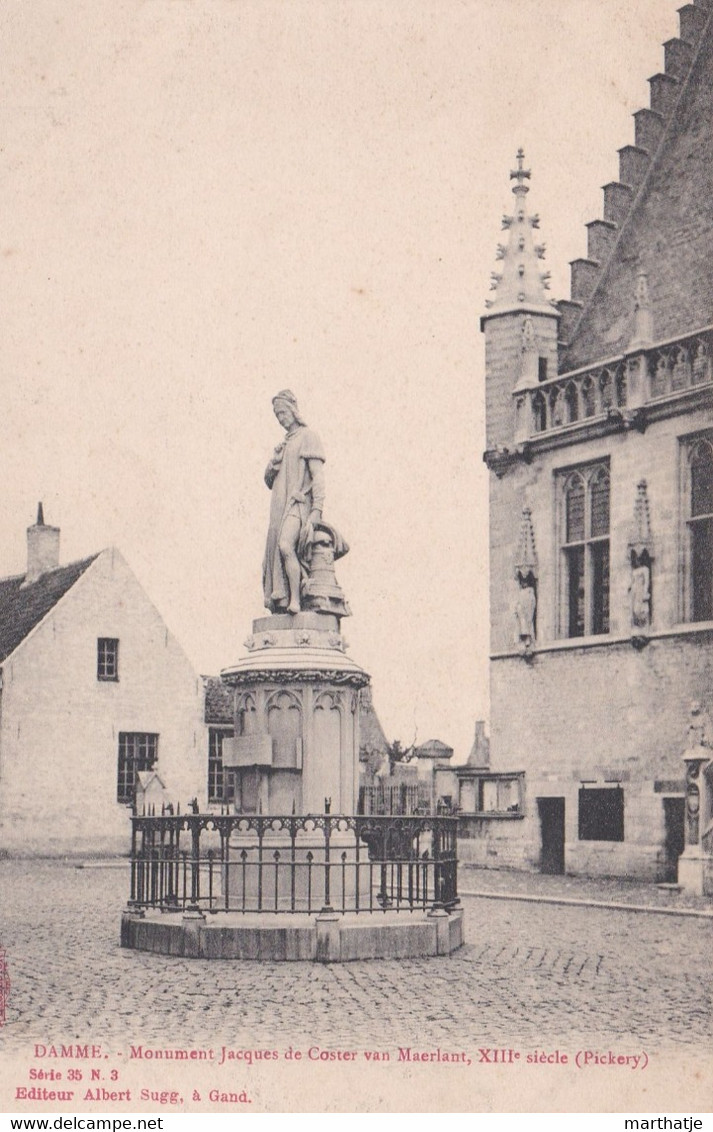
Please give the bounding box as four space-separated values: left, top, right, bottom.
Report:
203 675 234 725
560 4 713 371
0 555 100 665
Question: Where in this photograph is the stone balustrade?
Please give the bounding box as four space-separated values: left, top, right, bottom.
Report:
515 328 712 439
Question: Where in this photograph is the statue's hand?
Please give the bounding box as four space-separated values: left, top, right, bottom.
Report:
308 508 322 527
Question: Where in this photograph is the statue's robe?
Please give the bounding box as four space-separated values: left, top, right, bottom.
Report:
262 425 325 612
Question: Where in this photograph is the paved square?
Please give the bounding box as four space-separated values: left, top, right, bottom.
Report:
1 860 710 1052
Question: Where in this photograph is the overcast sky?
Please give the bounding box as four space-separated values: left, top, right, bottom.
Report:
1 0 678 758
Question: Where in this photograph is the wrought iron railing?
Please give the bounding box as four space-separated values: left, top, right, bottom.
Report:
358 782 432 815
520 327 712 436
128 812 458 916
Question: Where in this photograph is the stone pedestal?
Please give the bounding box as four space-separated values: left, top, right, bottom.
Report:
224 829 363 913
221 611 369 816
677 747 712 895
677 849 708 896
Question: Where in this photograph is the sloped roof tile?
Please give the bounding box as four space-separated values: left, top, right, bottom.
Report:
0 555 100 665
202 676 234 724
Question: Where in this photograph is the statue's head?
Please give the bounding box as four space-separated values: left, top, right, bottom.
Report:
272 389 305 429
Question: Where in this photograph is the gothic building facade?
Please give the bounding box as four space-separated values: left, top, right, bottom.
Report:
479 1 713 881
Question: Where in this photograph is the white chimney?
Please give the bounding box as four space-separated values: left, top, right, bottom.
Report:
24 503 60 585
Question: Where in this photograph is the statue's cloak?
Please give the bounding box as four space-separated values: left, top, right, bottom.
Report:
263 425 325 612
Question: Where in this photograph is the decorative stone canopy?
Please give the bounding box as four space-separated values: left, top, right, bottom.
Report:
627 479 654 562
514 506 538 581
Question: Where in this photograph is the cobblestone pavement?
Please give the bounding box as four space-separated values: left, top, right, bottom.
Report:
1 861 711 1053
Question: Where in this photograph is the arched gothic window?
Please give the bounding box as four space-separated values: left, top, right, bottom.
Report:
237 694 257 737
532 392 547 433
581 377 596 418
689 438 713 622
599 370 613 411
560 463 610 637
615 365 627 407
564 382 579 423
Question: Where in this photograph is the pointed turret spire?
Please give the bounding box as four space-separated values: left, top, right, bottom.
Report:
484 150 557 317
37 502 45 526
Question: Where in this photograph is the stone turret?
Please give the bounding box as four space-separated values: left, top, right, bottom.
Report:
481 151 559 456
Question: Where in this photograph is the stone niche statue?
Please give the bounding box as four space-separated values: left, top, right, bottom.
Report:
514 573 537 649
627 480 653 630
685 700 713 757
513 506 538 654
263 390 350 617
682 700 713 848
628 552 651 629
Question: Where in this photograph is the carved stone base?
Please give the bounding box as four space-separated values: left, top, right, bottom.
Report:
221 613 369 814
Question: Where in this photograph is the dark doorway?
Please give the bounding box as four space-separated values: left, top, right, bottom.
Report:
662 797 685 882
538 797 565 875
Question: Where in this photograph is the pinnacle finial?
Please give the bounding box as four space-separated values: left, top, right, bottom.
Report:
510 148 531 195
483 152 558 321
36 502 45 526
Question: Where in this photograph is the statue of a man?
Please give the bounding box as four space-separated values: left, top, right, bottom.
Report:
514 574 537 649
263 390 327 614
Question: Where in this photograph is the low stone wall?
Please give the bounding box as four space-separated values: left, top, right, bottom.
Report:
457 816 532 870
121 908 464 962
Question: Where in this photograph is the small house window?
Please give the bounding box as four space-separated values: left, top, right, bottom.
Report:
208 727 235 804
578 786 624 841
117 732 158 804
97 638 119 681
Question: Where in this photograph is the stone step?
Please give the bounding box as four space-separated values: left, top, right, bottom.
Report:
648 71 679 116
678 4 709 43
618 144 650 190
634 107 665 153
570 258 600 304
603 181 634 226
586 219 617 263
556 299 583 347
664 36 694 78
